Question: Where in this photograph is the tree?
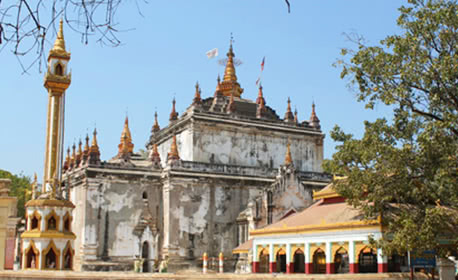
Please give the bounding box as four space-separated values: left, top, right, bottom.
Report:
0 169 32 218
324 0 458 257
0 0 148 72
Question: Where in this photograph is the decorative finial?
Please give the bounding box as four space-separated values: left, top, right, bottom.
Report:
309 102 321 129
284 97 294 122
256 84 265 105
169 98 178 121
51 18 67 53
152 111 160 132
284 140 293 166
31 173 38 199
151 143 162 168
118 116 134 158
294 108 299 124
221 36 244 97
168 135 180 161
89 128 101 164
193 81 202 105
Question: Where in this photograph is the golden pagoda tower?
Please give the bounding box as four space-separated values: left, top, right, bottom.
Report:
21 19 76 271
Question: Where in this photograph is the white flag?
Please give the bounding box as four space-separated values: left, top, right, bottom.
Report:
206 48 218 59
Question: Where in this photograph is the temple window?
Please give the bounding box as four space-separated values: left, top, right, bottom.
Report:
63 250 72 270
55 63 63 76
26 249 37 269
45 249 57 269
142 191 148 199
48 216 57 230
31 217 39 230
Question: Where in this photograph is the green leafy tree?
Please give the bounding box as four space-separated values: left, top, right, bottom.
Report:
0 170 32 218
324 0 458 257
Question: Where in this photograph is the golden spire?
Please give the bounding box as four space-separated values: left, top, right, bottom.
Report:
89 128 101 163
193 82 202 105
256 90 267 119
284 97 294 122
169 98 178 121
151 143 161 166
294 109 299 124
214 75 222 97
284 140 293 166
309 102 321 129
84 134 90 154
91 128 99 149
152 111 160 132
168 135 180 161
220 38 243 97
49 18 70 59
118 116 134 156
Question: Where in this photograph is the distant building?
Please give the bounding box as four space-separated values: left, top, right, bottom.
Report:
0 179 20 270
63 41 331 271
234 182 409 274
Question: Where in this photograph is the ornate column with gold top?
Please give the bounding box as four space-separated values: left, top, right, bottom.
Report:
42 19 71 194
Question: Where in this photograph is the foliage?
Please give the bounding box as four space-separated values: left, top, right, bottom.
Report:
0 169 32 218
325 0 458 257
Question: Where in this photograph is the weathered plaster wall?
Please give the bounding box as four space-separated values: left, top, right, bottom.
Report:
192 122 323 172
158 129 193 166
71 174 162 265
164 176 266 263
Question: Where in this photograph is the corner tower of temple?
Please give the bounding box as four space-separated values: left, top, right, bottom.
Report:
21 19 76 271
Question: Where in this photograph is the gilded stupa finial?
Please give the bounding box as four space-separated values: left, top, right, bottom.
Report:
284 140 293 166
151 143 161 168
168 135 180 161
118 116 134 157
152 111 160 132
256 84 265 105
193 82 202 105
89 128 101 164
294 108 299 124
284 97 294 122
220 35 243 97
169 98 178 121
49 18 70 59
309 102 321 129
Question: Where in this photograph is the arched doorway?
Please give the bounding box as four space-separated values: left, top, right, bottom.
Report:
358 247 377 273
63 242 73 270
25 244 39 269
142 241 149 272
259 248 269 273
334 247 349 273
312 248 326 274
276 248 287 273
45 249 57 269
293 248 305 273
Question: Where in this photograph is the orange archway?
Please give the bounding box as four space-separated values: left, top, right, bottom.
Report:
276 248 286 273
313 248 326 274
358 246 377 273
259 248 269 273
24 241 39 269
45 210 60 231
293 248 305 273
42 240 60 270
334 247 349 273
62 241 74 270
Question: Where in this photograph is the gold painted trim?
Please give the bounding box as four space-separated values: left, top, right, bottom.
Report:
62 241 74 270
26 199 75 208
21 231 76 240
250 220 381 236
23 240 40 269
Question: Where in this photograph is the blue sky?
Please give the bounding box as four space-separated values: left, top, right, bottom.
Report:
1 0 404 179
